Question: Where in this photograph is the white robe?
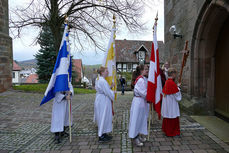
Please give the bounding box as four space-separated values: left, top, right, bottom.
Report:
50 84 74 133
128 77 148 138
161 89 182 118
94 76 114 137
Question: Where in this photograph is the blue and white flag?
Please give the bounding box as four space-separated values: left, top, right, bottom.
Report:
40 24 72 106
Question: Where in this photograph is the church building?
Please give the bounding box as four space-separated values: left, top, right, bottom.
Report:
0 0 12 92
164 0 229 118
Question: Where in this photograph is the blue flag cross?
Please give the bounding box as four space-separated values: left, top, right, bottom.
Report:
40 24 72 106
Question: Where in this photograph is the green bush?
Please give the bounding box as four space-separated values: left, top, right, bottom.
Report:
13 84 96 94
120 72 132 81
117 72 133 91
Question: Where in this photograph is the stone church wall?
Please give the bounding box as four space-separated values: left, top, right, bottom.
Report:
164 0 205 93
0 0 13 92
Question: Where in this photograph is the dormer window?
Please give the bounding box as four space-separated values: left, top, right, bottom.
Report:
139 50 145 62
135 45 147 64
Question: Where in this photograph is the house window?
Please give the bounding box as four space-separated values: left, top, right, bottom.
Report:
136 46 147 64
127 63 132 72
117 64 122 69
133 64 138 70
13 72 15 78
122 64 127 72
117 63 122 72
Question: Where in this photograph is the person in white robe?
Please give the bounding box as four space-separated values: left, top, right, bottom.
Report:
51 83 74 144
129 65 149 147
161 68 182 137
94 66 114 142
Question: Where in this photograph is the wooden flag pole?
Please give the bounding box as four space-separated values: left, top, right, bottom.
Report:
68 99 72 143
148 104 152 140
178 41 189 84
148 12 158 141
151 104 154 126
65 15 72 143
112 14 116 134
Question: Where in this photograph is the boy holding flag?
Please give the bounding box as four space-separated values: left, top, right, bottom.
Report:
51 86 73 143
40 22 73 144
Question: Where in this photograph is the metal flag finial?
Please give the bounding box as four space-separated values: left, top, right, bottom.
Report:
113 14 116 25
155 11 158 25
113 14 116 38
153 12 158 33
113 14 116 29
64 14 68 24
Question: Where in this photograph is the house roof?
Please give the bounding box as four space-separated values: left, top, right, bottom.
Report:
115 39 164 63
25 74 38 83
13 61 22 71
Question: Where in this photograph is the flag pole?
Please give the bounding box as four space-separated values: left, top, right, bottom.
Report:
112 14 116 134
65 15 72 143
148 12 158 141
68 99 72 143
151 10 158 130
148 104 152 140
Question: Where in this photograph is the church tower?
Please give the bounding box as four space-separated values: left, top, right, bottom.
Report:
0 0 13 92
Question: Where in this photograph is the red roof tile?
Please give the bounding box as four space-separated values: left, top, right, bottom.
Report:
25 74 38 83
72 59 83 82
13 61 22 71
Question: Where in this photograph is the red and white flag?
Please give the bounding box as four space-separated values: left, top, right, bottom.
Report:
146 23 163 119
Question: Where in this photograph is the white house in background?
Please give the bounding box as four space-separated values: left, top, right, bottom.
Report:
30 68 37 74
82 76 90 85
12 61 22 84
20 68 37 78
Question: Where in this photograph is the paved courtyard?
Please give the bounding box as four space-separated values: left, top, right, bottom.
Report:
0 90 229 153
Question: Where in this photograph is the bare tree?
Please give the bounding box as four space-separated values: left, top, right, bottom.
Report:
10 0 146 53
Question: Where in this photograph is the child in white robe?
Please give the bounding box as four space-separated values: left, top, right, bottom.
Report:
51 83 74 144
161 68 182 137
129 65 149 147
94 66 114 142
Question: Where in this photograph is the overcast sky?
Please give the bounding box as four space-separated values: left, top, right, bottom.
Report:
9 0 164 65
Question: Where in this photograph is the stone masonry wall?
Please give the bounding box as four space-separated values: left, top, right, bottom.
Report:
0 0 12 92
164 0 206 93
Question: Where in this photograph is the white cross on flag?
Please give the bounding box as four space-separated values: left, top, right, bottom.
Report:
146 23 163 119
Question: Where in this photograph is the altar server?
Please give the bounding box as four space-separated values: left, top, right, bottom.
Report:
161 68 182 137
129 65 149 147
94 66 114 142
51 83 74 144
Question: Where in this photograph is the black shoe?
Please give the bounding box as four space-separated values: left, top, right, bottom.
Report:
54 132 61 144
61 127 69 137
61 131 69 137
98 134 112 142
173 134 181 138
103 133 112 140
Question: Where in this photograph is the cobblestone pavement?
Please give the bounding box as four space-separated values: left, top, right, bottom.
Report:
0 90 229 153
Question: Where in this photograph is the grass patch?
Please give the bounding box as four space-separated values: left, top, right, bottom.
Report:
74 88 96 94
13 84 48 93
13 84 96 94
